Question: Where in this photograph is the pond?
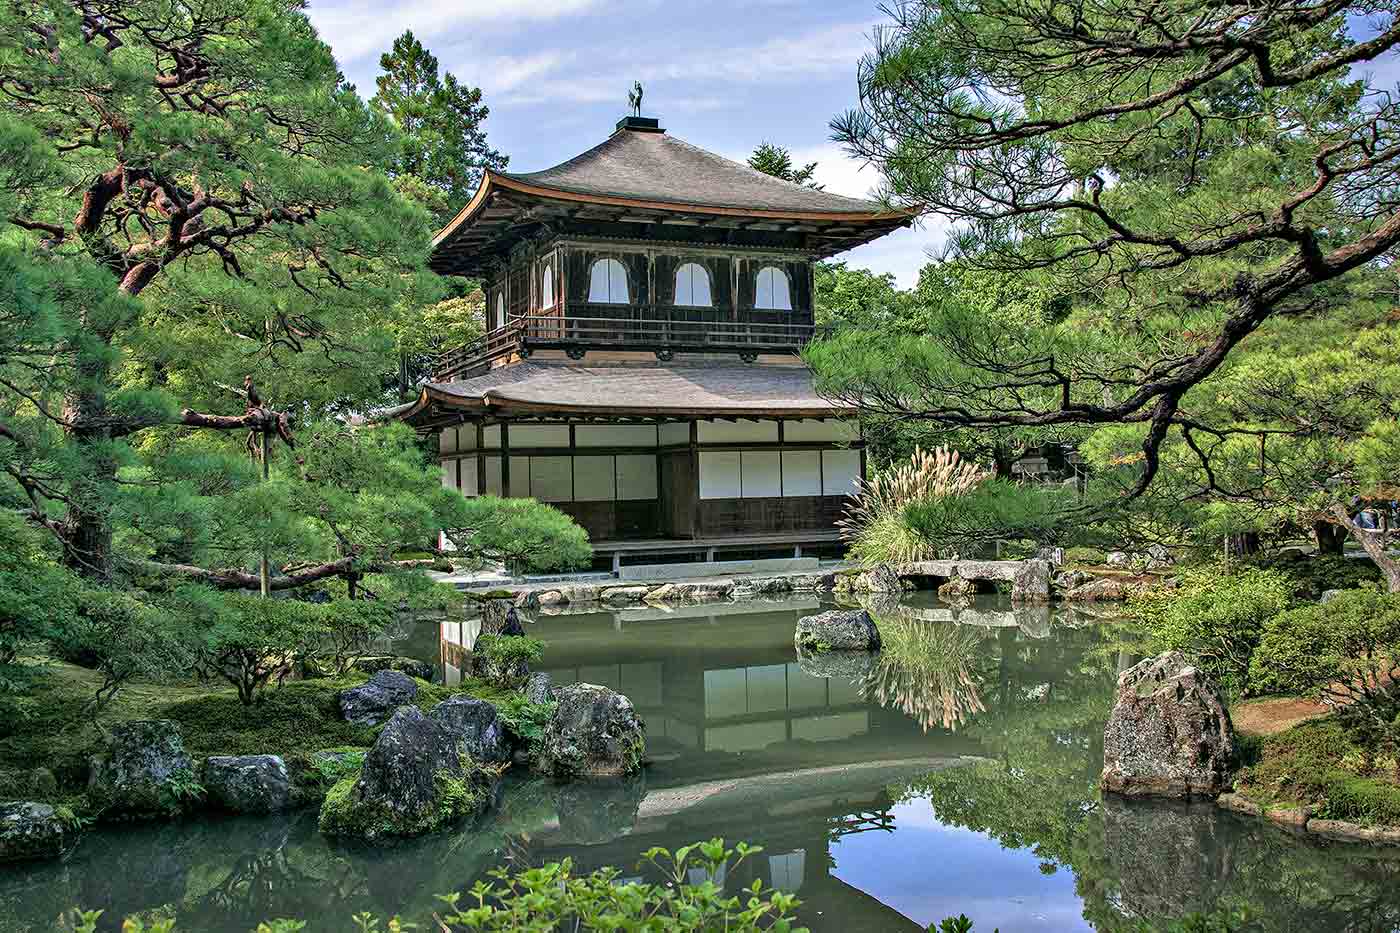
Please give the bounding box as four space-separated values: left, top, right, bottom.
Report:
3 595 1398 932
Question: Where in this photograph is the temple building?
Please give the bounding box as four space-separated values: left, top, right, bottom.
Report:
397 114 913 570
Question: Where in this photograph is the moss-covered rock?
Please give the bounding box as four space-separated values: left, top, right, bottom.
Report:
318 707 487 840
0 802 76 863
338 670 419 726
349 656 435 682
87 720 201 819
537 683 646 779
203 755 292 813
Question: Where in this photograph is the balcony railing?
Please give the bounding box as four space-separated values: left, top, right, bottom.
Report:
433 314 819 381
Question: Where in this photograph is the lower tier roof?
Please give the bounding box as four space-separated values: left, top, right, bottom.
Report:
398 360 853 424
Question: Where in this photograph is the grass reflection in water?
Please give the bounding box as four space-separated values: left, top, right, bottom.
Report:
863 616 991 732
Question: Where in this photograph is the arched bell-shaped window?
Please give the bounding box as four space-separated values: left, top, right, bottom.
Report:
674 262 712 307
754 265 791 310
540 261 555 308
493 291 505 329
588 258 630 304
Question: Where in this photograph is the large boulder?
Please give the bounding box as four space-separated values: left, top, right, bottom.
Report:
203 755 293 814
319 706 485 840
479 597 515 635
87 720 198 818
538 683 646 779
1010 559 1052 604
856 563 905 593
349 655 435 682
0 802 73 863
1101 652 1235 799
339 669 419 726
429 695 510 764
669 580 735 602
794 609 882 652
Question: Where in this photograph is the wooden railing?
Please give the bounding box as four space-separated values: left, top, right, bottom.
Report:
432 314 819 381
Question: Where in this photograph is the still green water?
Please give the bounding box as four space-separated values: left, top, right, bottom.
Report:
2 596 1397 932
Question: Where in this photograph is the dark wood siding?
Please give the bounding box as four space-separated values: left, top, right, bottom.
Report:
696 495 845 537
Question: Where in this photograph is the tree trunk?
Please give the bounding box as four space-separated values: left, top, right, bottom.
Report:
1331 503 1400 593
59 375 116 578
1313 520 1346 556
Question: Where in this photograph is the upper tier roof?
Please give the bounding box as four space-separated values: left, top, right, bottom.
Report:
429 118 915 276
502 122 885 215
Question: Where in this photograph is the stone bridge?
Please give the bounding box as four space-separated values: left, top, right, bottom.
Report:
894 559 1052 604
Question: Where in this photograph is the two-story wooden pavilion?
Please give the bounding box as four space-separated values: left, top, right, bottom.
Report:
397 114 913 570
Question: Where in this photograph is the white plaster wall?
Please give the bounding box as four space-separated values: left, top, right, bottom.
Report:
508 457 530 498
440 459 457 490
457 427 477 450
784 418 859 443
483 456 502 496
576 424 657 447
780 450 822 496
512 424 569 448
529 456 572 501
616 454 658 500
697 419 779 443
459 456 478 496
821 449 863 497
741 451 781 498
483 425 502 449
699 451 742 499
659 421 689 446
573 455 616 501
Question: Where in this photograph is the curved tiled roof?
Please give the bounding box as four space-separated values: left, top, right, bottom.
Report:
503 127 884 215
416 360 851 418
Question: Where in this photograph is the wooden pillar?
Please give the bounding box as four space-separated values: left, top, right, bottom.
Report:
500 421 511 497
476 422 486 495
689 419 700 539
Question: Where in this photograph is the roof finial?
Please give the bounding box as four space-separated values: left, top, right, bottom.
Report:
627 80 644 117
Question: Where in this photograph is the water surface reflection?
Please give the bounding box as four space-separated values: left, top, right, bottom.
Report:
3 596 1398 932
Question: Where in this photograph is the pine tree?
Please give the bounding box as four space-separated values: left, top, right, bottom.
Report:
371 31 508 225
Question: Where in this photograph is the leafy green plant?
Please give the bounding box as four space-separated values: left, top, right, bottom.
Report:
437 838 803 931
493 693 554 755
189 592 331 706
1131 567 1293 693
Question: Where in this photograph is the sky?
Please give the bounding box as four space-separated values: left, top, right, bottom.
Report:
302 0 943 288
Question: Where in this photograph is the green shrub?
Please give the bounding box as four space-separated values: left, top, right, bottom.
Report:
1235 718 1400 824
53 588 195 711
475 633 544 665
1256 554 1382 600
1131 567 1293 693
441 495 593 574
1249 587 1400 696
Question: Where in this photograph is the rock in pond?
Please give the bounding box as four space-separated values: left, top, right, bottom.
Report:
538 683 646 779
87 719 198 818
794 609 882 652
601 585 650 606
0 802 73 863
319 706 486 840
429 695 510 764
349 655 434 682
339 669 419 726
1101 651 1234 799
938 577 975 601
203 755 293 814
525 671 555 705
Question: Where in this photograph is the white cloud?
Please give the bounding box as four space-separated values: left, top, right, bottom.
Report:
473 51 572 95
496 21 873 105
305 0 599 64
